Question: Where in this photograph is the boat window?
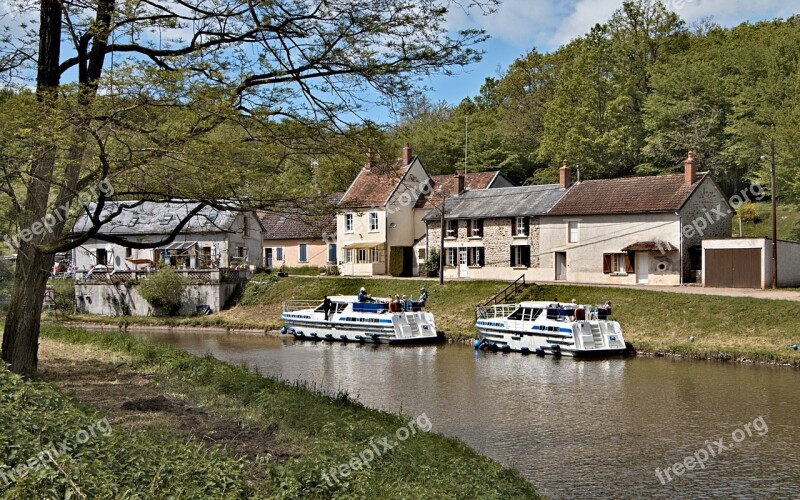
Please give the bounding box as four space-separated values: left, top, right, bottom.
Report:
508 308 524 320
526 308 543 321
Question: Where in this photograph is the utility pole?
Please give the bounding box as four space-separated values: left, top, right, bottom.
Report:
770 138 778 289
439 187 446 285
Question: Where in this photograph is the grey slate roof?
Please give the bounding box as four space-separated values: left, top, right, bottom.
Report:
72 201 239 235
423 184 567 220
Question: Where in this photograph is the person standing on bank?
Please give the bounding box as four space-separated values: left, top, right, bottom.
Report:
322 296 332 321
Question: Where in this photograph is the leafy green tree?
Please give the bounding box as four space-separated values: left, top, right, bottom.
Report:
138 268 190 316
1 0 496 376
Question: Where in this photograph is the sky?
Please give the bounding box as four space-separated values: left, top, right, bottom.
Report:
420 0 800 111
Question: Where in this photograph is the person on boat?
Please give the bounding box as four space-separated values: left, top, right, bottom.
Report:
574 300 586 321
322 296 332 321
417 288 428 308
358 287 369 302
389 295 400 312
598 300 612 319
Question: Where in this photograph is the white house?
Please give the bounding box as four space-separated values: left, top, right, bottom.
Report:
426 153 733 285
71 201 264 271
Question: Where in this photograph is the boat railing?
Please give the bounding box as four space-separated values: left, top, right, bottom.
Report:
477 304 517 320
282 300 320 312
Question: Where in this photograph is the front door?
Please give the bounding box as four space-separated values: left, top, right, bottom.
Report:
636 252 649 284
555 252 567 281
264 248 273 268
459 249 468 278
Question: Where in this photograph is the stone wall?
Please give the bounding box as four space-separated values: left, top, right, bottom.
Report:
75 282 241 317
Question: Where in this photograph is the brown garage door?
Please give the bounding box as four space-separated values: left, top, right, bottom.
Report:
705 248 762 288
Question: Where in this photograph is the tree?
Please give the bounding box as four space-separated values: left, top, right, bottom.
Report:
0 0 496 376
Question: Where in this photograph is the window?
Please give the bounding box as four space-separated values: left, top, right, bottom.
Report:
418 248 426 261
328 244 337 263
446 248 458 266
446 219 457 238
512 217 527 237
125 247 132 258
237 246 245 259
369 212 379 232
275 247 284 261
243 216 249 237
370 247 382 263
603 253 634 274
509 308 543 321
357 249 367 263
510 245 531 268
345 249 353 263
344 213 354 233
568 221 579 243
299 243 308 262
96 248 108 266
470 219 483 238
467 247 485 267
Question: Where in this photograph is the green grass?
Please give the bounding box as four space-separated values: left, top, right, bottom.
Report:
21 324 540 499
734 201 800 241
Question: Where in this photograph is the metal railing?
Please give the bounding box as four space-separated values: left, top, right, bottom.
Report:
282 300 321 312
479 274 527 309
476 304 518 320
75 268 251 285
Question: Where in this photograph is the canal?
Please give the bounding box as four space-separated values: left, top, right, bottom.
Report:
134 331 800 498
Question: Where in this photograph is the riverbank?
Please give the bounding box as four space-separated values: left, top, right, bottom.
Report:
59 276 800 367
1 324 539 498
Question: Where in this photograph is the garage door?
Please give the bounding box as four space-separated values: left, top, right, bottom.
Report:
705 248 762 288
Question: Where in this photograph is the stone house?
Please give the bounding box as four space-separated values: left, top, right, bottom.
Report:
260 193 341 270
425 152 732 285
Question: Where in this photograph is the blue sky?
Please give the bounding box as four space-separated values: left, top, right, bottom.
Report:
418 0 799 111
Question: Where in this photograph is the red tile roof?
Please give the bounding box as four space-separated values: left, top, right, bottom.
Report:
415 171 503 209
548 173 707 215
260 194 342 240
340 160 412 208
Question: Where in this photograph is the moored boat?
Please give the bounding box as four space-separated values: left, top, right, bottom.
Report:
281 295 440 344
474 301 630 357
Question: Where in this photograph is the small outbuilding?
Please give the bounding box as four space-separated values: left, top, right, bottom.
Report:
702 238 800 288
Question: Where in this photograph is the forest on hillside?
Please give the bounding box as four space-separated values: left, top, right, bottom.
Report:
384 2 800 201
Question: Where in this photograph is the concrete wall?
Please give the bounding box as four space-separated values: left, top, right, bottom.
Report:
75 282 240 316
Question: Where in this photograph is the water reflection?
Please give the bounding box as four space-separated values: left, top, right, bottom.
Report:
134 331 800 498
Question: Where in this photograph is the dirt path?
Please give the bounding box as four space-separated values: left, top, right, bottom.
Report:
37 339 290 465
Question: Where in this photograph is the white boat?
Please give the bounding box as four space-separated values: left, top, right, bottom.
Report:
474 301 631 357
281 295 441 344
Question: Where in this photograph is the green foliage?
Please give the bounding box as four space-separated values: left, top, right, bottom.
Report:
47 278 75 318
137 268 190 316
37 325 541 498
388 247 405 277
738 202 761 223
0 364 247 498
422 248 441 278
0 260 12 310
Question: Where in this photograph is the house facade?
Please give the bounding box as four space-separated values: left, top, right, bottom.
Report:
71 201 264 271
426 153 732 285
260 194 341 270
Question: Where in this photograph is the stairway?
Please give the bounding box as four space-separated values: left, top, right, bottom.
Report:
590 323 603 347
406 314 420 337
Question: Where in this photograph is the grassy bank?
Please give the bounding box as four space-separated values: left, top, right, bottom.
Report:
1 324 538 498
61 275 800 366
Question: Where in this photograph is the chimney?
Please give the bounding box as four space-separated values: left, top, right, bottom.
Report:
559 159 572 188
684 151 697 185
454 169 465 194
402 144 412 165
365 148 373 170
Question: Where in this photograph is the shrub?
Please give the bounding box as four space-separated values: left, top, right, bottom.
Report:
389 246 404 277
422 249 440 277
738 202 761 223
138 267 189 316
48 278 75 317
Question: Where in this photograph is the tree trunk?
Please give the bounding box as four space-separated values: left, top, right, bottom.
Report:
2 244 53 377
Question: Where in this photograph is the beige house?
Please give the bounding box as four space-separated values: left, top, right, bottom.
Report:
337 145 513 276
426 153 732 285
260 194 341 270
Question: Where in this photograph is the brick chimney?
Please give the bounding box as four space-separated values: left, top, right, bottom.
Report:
454 169 465 194
402 144 412 165
684 151 697 185
559 159 571 188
